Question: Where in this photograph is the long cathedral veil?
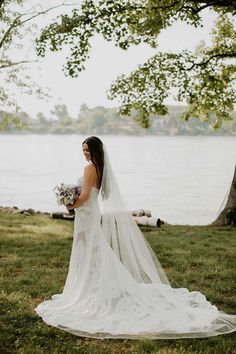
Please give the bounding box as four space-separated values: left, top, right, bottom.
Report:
99 144 170 285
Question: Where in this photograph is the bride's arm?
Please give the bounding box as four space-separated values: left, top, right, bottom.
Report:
68 165 96 209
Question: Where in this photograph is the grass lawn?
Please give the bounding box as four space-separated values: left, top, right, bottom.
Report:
0 211 235 354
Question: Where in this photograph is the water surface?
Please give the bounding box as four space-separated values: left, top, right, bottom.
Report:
0 134 235 225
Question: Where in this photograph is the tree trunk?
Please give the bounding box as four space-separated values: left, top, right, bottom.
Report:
212 164 236 226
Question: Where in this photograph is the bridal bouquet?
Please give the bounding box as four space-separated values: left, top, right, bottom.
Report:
53 183 82 209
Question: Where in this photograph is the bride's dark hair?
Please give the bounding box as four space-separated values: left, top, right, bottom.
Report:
82 136 104 186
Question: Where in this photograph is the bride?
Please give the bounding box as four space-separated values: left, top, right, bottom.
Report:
35 136 236 339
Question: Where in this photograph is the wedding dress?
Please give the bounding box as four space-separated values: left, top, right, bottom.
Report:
35 148 236 339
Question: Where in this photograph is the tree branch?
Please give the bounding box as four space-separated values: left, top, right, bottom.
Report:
188 52 236 70
0 15 21 48
193 3 214 13
192 0 236 11
0 59 38 70
0 0 7 9
20 2 75 26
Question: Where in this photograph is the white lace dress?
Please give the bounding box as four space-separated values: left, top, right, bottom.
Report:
35 177 236 339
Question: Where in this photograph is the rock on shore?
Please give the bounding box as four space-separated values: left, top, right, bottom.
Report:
0 206 50 216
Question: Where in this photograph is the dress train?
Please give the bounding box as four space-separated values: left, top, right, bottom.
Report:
35 182 236 339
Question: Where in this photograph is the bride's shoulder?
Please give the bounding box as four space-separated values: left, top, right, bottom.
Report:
84 163 96 174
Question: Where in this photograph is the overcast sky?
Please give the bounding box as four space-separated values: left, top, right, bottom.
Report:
14 2 219 119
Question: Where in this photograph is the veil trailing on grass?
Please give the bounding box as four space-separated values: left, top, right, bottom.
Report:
99 145 170 285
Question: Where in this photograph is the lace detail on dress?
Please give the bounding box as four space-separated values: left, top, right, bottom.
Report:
86 234 101 312
76 200 92 220
75 176 97 221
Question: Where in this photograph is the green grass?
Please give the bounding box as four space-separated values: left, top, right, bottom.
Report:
0 212 235 354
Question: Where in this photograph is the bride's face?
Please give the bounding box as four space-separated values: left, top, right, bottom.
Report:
82 143 91 161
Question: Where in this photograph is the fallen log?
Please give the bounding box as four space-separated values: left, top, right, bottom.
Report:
51 211 74 220
133 215 163 227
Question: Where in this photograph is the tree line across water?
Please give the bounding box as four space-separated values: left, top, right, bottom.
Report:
1 103 236 135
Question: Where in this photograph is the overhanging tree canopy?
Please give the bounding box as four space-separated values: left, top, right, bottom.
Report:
36 0 236 128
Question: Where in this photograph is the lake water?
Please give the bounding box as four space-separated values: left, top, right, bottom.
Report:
0 134 235 225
